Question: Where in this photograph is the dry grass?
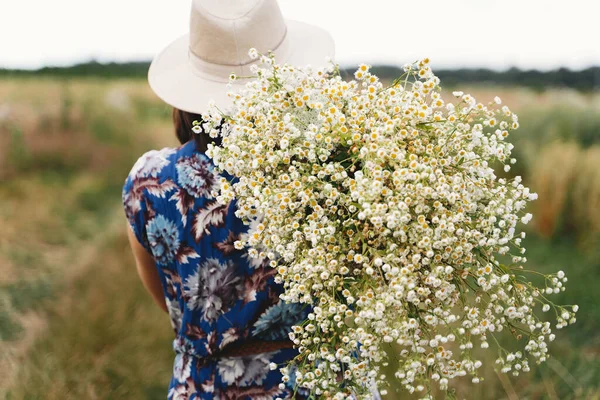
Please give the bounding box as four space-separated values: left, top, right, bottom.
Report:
527 142 600 248
528 142 580 238
571 146 600 249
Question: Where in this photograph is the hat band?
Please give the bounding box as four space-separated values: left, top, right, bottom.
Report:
187 27 292 83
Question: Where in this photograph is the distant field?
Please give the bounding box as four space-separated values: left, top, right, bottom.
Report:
1 78 599 399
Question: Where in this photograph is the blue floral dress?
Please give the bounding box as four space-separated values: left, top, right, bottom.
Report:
122 140 311 400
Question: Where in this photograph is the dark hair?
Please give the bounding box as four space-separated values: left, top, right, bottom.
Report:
172 108 222 153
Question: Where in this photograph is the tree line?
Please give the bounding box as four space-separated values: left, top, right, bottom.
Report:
1 61 598 92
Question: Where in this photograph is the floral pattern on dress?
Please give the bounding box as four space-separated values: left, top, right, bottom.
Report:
182 258 244 321
122 140 311 399
147 215 181 264
130 147 178 178
252 301 309 341
217 352 271 387
176 153 220 198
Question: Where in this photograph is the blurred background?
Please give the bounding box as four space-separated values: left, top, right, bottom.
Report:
1 1 599 399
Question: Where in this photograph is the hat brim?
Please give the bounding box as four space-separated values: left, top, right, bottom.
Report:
148 19 335 115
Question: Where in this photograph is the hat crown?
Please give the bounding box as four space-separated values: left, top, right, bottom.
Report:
190 0 287 66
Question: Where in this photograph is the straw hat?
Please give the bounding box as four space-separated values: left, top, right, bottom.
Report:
148 0 335 114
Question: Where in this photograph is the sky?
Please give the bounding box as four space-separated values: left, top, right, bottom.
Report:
1 0 599 71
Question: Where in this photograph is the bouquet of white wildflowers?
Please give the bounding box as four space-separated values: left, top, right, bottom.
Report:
199 50 578 399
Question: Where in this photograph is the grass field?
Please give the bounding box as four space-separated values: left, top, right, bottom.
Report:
1 78 599 399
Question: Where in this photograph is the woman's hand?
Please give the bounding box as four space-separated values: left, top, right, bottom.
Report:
126 222 168 313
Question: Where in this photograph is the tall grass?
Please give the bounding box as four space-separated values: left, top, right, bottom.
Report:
528 142 600 250
527 141 580 238
5 232 175 400
0 78 176 396
1 80 599 399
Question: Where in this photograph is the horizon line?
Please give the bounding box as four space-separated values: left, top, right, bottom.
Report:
1 58 599 74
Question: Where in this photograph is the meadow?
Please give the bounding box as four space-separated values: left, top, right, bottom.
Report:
0 77 599 399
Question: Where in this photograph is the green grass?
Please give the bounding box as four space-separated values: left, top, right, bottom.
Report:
524 236 600 340
2 279 56 313
0 307 24 342
6 124 32 173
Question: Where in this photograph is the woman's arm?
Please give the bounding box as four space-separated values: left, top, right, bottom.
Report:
126 223 168 313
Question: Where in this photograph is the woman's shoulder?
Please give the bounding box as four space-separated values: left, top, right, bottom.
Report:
123 140 222 203
121 141 215 244
126 141 197 182
121 140 231 253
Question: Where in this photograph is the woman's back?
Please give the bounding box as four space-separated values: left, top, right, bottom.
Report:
122 140 309 399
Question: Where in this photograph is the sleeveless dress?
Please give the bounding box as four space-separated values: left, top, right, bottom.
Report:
122 140 311 400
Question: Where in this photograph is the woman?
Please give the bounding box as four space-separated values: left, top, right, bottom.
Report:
122 0 334 399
